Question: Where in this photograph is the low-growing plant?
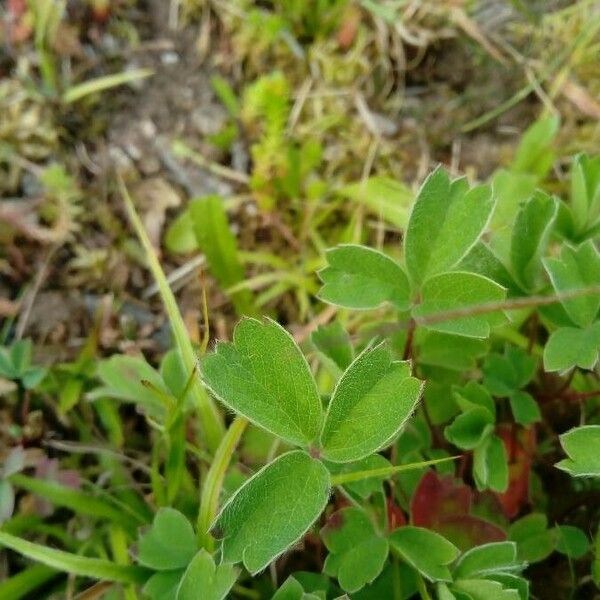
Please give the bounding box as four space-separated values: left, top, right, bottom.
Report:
2 136 600 598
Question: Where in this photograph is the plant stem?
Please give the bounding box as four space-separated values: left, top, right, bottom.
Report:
197 416 248 549
402 318 416 360
413 287 600 329
172 140 250 185
391 558 403 600
415 573 433 600
119 177 225 452
232 584 262 599
330 455 459 486
563 389 600 401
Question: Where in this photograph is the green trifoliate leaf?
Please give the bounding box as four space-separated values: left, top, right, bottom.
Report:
543 241 600 328
473 434 508 493
271 576 323 600
511 115 559 178
510 191 557 291
444 408 494 451
320 343 422 463
143 570 184 600
389 526 460 582
459 242 518 292
486 574 529 600
311 322 354 372
418 332 488 371
451 578 520 600
0 339 47 389
482 347 537 397
352 563 417 600
201 318 322 447
404 167 495 285
508 514 555 563
555 525 590 559
543 323 600 372
555 425 600 477
570 153 600 233
10 339 32 372
488 170 537 263
318 245 410 310
213 451 330 574
453 542 522 579
453 382 496 419
321 507 389 593
21 368 47 390
137 508 197 570
413 271 507 338
176 549 237 600
509 391 541 426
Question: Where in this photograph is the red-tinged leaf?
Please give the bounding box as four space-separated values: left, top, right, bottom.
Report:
387 496 407 531
8 0 27 17
337 8 361 50
495 425 536 518
91 0 111 24
471 490 509 529
410 470 471 527
432 515 506 552
410 471 506 551
6 0 33 43
33 458 81 517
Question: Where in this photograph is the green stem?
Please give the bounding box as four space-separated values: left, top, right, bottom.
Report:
172 140 250 185
330 455 459 486
197 416 248 549
232 584 262 599
415 573 433 600
0 564 57 600
391 558 403 600
120 177 224 452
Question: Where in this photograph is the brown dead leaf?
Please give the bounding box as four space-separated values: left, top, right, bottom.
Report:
0 297 19 317
450 8 507 65
337 5 362 50
0 200 70 243
51 23 84 58
74 581 114 600
133 177 181 252
561 79 600 119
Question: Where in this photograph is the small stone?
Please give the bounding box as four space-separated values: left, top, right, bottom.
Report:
108 146 135 172
138 154 161 175
140 119 157 139
160 51 180 65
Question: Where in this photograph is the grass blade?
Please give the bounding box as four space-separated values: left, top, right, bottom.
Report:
119 177 224 452
330 455 460 486
10 474 146 532
197 416 247 549
0 564 58 600
0 531 150 584
63 69 153 104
